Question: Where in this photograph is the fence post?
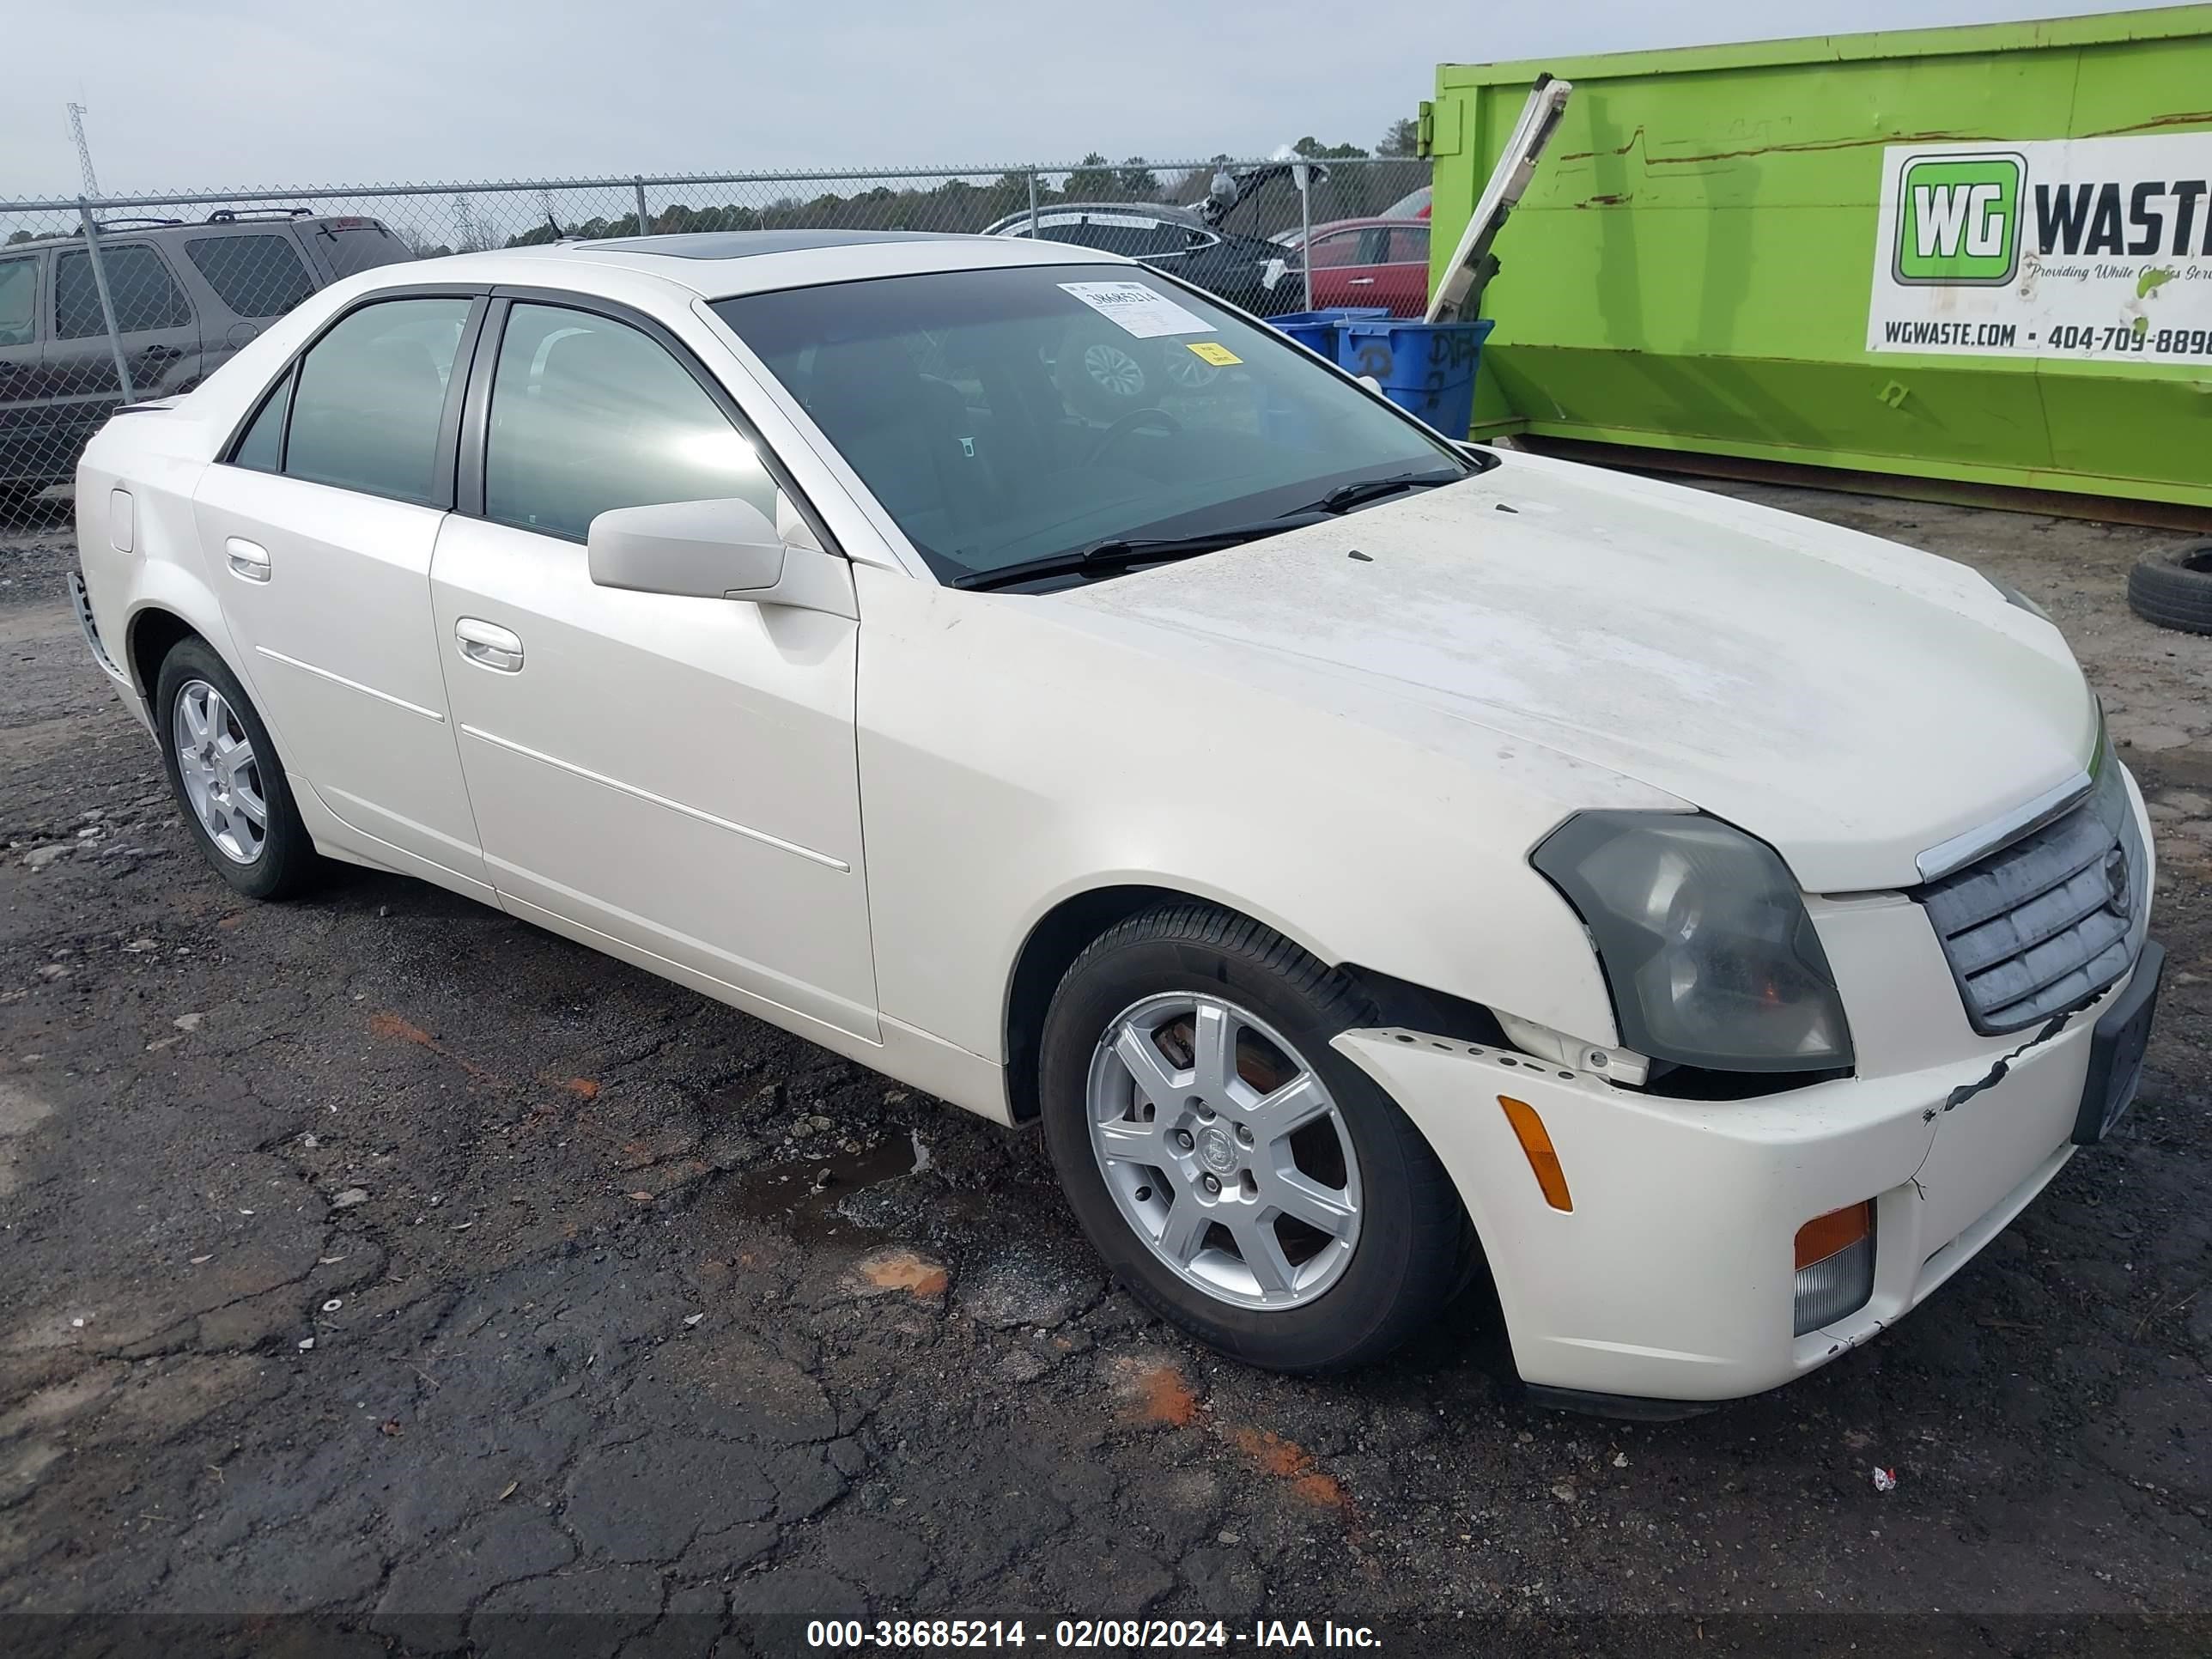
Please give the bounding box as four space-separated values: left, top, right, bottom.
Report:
1296 166 1315 311
633 176 652 237
1027 168 1040 235
76 200 137 404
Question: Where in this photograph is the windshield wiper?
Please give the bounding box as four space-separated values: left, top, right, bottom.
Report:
951 514 1329 592
1302 467 1467 516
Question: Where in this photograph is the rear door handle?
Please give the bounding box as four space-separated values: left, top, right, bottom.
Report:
455 617 524 672
1346 277 1376 286
224 538 271 582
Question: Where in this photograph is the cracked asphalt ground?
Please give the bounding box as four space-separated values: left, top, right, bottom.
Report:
0 482 2208 1657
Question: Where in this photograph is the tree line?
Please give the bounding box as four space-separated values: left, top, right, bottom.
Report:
447 123 1425 254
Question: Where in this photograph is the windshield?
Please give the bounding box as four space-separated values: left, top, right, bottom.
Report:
711 264 1467 586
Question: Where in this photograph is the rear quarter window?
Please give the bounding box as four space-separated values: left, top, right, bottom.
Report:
313 221 412 278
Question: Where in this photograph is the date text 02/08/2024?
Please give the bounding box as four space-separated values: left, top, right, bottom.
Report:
805 1618 1386 1650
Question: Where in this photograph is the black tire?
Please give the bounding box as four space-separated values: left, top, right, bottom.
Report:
1039 902 1471 1373
2126 541 2212 636
154 637 327 900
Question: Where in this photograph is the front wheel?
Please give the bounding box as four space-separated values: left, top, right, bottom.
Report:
1039 903 1470 1372
155 637 326 899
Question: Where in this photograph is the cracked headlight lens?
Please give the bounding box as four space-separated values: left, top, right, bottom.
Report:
1532 814 1853 1073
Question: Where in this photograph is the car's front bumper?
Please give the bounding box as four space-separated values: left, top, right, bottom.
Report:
1334 874 2161 1404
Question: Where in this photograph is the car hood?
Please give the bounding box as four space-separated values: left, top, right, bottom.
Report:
1056 453 2097 893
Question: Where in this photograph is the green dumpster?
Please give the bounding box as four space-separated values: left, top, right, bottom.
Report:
1423 7 2212 514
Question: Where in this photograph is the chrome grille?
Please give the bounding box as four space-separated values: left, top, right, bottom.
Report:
1916 756 2148 1035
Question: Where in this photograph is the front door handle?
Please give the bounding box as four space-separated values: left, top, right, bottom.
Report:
455 617 524 672
224 538 271 582
1346 276 1376 286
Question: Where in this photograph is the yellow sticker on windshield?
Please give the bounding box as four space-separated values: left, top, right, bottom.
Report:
1186 341 1242 366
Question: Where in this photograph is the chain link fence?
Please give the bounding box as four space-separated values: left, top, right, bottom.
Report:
0 155 1429 514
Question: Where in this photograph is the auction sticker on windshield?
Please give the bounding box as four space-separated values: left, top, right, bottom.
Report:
1867 134 2212 363
1059 280 1214 338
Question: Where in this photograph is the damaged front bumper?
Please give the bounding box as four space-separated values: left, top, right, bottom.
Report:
1333 895 2164 1406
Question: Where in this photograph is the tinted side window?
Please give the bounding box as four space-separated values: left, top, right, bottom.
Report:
232 368 291 471
484 303 775 541
284 297 471 503
185 234 315 319
0 256 35 347
1300 232 1364 270
55 245 192 337
1387 227 1430 264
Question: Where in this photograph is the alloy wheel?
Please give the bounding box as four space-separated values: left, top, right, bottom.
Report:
172 679 267 864
1085 993 1362 1310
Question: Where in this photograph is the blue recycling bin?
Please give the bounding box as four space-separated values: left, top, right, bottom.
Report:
1264 308 1389 360
1334 318 1497 437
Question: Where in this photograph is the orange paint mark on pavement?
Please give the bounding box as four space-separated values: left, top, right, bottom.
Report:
368 1012 435 1047
1114 1358 1200 1427
854 1249 951 1298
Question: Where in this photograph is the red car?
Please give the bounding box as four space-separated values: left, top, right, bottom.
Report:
1278 216 1431 317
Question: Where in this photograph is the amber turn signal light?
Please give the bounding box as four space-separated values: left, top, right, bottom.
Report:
1795 1201 1872 1270
1498 1096 1572 1212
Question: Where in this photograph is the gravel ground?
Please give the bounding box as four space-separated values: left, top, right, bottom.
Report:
0 483 2207 1656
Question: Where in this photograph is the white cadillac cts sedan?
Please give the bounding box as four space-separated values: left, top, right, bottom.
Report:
73 229 2162 1409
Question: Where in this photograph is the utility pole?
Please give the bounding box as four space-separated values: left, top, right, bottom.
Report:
66 102 100 198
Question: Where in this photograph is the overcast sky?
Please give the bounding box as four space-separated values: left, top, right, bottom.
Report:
0 0 2175 200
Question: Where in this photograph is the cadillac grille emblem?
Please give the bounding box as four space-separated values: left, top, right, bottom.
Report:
2103 846 2131 920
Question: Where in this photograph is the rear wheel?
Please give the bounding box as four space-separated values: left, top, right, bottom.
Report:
155 638 326 899
1039 902 1469 1372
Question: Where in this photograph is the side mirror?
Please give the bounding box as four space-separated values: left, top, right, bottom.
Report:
587 497 784 598
586 497 854 617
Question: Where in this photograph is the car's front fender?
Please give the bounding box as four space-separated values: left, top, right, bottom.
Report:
851 563 1658 1078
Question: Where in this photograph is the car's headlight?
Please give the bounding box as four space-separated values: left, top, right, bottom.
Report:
1532 813 1853 1073
1983 572 2051 622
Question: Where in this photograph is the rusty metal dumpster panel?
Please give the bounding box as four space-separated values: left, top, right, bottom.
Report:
1425 8 2212 509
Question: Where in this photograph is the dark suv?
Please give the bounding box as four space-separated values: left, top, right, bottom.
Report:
0 210 413 505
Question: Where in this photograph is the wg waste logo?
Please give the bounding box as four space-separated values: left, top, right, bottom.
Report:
1894 152 2024 286
1868 133 2212 364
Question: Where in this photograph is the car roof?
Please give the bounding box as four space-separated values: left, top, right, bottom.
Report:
1 211 379 251
983 202 1208 234
388 228 1132 301
1039 201 1206 223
